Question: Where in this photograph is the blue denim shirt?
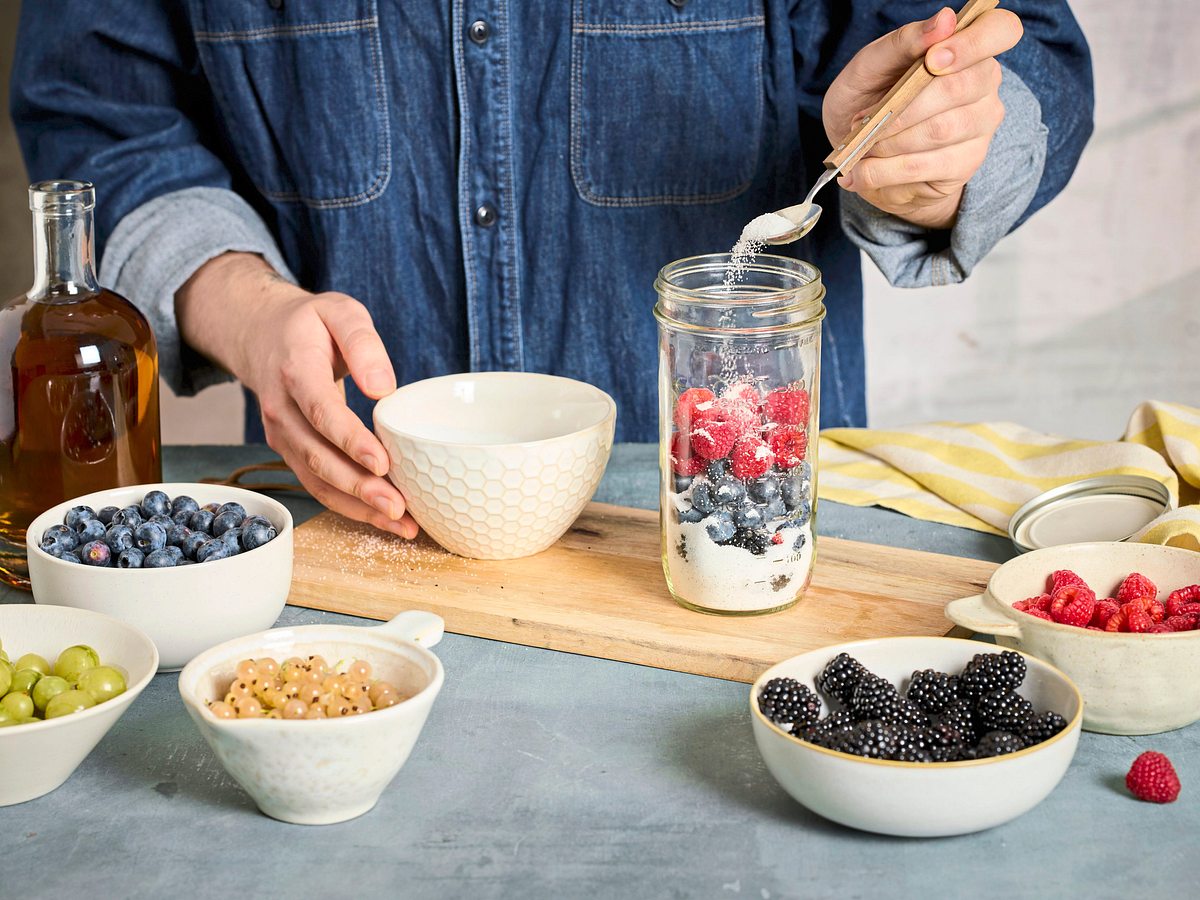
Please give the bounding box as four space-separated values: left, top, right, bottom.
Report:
12 1 1092 441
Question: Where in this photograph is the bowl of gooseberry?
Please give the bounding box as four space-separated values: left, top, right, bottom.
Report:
0 603 158 806
178 610 445 825
26 483 293 671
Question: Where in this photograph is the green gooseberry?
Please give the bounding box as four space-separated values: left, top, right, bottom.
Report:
76 666 127 704
0 692 34 719
13 653 51 676
44 690 96 719
0 659 12 697
53 645 100 684
0 707 14 726
32 675 71 714
10 669 41 695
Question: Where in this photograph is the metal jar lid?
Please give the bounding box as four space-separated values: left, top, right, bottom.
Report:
1007 475 1173 553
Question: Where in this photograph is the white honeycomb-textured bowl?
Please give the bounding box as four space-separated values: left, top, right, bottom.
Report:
373 373 616 560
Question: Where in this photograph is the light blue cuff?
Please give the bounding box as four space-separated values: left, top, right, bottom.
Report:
839 66 1049 287
100 187 296 397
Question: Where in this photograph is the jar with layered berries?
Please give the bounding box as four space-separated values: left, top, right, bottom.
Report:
654 254 825 615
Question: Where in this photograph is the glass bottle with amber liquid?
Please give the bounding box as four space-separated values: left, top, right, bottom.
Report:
0 181 161 587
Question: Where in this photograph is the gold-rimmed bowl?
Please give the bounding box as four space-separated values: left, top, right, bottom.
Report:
750 637 1082 837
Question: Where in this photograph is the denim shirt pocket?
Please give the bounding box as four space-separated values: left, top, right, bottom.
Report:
193 0 389 208
570 0 765 207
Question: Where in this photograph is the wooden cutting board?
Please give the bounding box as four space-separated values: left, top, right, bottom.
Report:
287 503 996 683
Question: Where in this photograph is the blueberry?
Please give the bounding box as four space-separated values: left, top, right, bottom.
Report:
64 505 96 530
196 539 233 563
677 507 704 524
220 527 242 550
189 509 216 534
793 531 808 553
80 540 112 567
117 548 145 569
781 477 807 512
202 502 221 515
216 501 247 521
139 490 171 519
96 506 120 525
241 520 277 551
705 511 736 543
672 473 694 494
211 509 244 537
60 552 82 564
148 514 174 528
76 518 106 543
732 503 765 530
178 559 197 566
764 497 788 522
181 531 209 561
104 524 135 553
42 541 65 559
171 495 200 516
791 499 812 528
166 523 191 547
163 545 185 564
713 477 747 507
171 509 193 527
691 482 717 515
134 522 167 553
748 475 781 504
111 506 144 528
144 549 177 568
41 524 77 552
705 460 730 482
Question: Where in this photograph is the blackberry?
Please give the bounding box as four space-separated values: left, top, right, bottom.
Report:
758 678 822 732
1020 711 1068 748
849 673 901 722
971 730 1025 758
815 653 868 705
726 527 770 556
890 698 931 729
923 722 967 762
906 669 959 714
933 698 978 746
798 709 855 748
957 651 1026 701
889 727 934 763
830 720 900 759
976 690 1035 733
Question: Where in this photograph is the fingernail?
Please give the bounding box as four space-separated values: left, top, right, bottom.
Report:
364 371 392 396
373 496 398 519
839 171 855 190
922 10 941 32
362 453 382 475
928 47 955 72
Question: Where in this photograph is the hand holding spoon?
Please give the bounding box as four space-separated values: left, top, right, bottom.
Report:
762 0 1000 246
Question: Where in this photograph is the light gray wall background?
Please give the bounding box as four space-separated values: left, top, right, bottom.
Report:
1 1 1196 445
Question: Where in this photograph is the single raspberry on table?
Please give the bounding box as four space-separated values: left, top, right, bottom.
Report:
1050 584 1096 627
672 387 715 430
763 386 810 426
768 425 808 468
1090 599 1121 629
1116 572 1158 605
731 435 775 479
1123 601 1155 633
1047 570 1088 594
689 406 740 459
1126 751 1181 803
670 432 706 476
1166 585 1200 618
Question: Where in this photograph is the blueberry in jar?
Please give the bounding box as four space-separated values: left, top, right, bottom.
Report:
111 506 143 528
96 506 120 525
241 519 276 550
705 460 730 482
691 482 717 514
134 522 167 553
748 475 780 504
144 549 177 568
139 490 171 519
104 524 134 553
211 509 244 536
781 477 805 511
189 509 215 534
80 540 112 567
677 507 704 524
64 505 96 530
117 548 145 569
764 497 787 521
732 503 765 530
705 511 736 543
713 476 746 507
672 473 693 494
76 518 106 543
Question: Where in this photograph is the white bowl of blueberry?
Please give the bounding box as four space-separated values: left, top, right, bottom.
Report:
750 637 1083 837
26 484 293 671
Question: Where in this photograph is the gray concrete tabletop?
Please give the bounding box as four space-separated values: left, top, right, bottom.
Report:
1 444 1193 899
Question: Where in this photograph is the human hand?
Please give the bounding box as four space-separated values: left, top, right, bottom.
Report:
822 5 1023 229
177 253 417 538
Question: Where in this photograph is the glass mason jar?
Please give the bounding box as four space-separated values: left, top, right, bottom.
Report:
654 254 825 615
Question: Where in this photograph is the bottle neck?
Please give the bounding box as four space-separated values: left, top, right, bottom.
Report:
29 204 100 300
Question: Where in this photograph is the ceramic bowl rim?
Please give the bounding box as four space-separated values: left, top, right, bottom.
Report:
373 372 617 451
0 605 159 738
985 541 1200 640
178 623 445 731
750 636 1083 769
24 482 294 579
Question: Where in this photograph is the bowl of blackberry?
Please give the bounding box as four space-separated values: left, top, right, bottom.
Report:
27 484 293 671
750 637 1082 837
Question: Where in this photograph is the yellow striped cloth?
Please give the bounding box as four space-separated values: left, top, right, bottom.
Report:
817 400 1200 551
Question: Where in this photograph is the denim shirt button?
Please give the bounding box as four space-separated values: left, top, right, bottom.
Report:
667 0 688 8
468 20 490 45
474 203 498 227
267 0 284 10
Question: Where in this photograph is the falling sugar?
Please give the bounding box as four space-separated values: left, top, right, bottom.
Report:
722 212 798 287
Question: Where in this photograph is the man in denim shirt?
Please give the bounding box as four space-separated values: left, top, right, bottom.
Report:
12 2 1091 537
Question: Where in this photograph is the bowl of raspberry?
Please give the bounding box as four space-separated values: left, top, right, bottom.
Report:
945 541 1200 735
373 373 615 559
751 637 1082 837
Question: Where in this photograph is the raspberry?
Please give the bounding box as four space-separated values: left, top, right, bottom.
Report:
1025 608 1053 622
672 387 715 430
1166 613 1199 632
767 425 808 468
763 386 810 426
670 432 705 476
721 382 761 409
1105 608 1128 632
1116 572 1158 605
689 406 739 459
1166 585 1200 618
1051 584 1096 627
730 435 774 479
1123 601 1154 633
1090 599 1120 629
1047 570 1088 594
770 532 784 545
1125 751 1180 803
1147 623 1172 633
